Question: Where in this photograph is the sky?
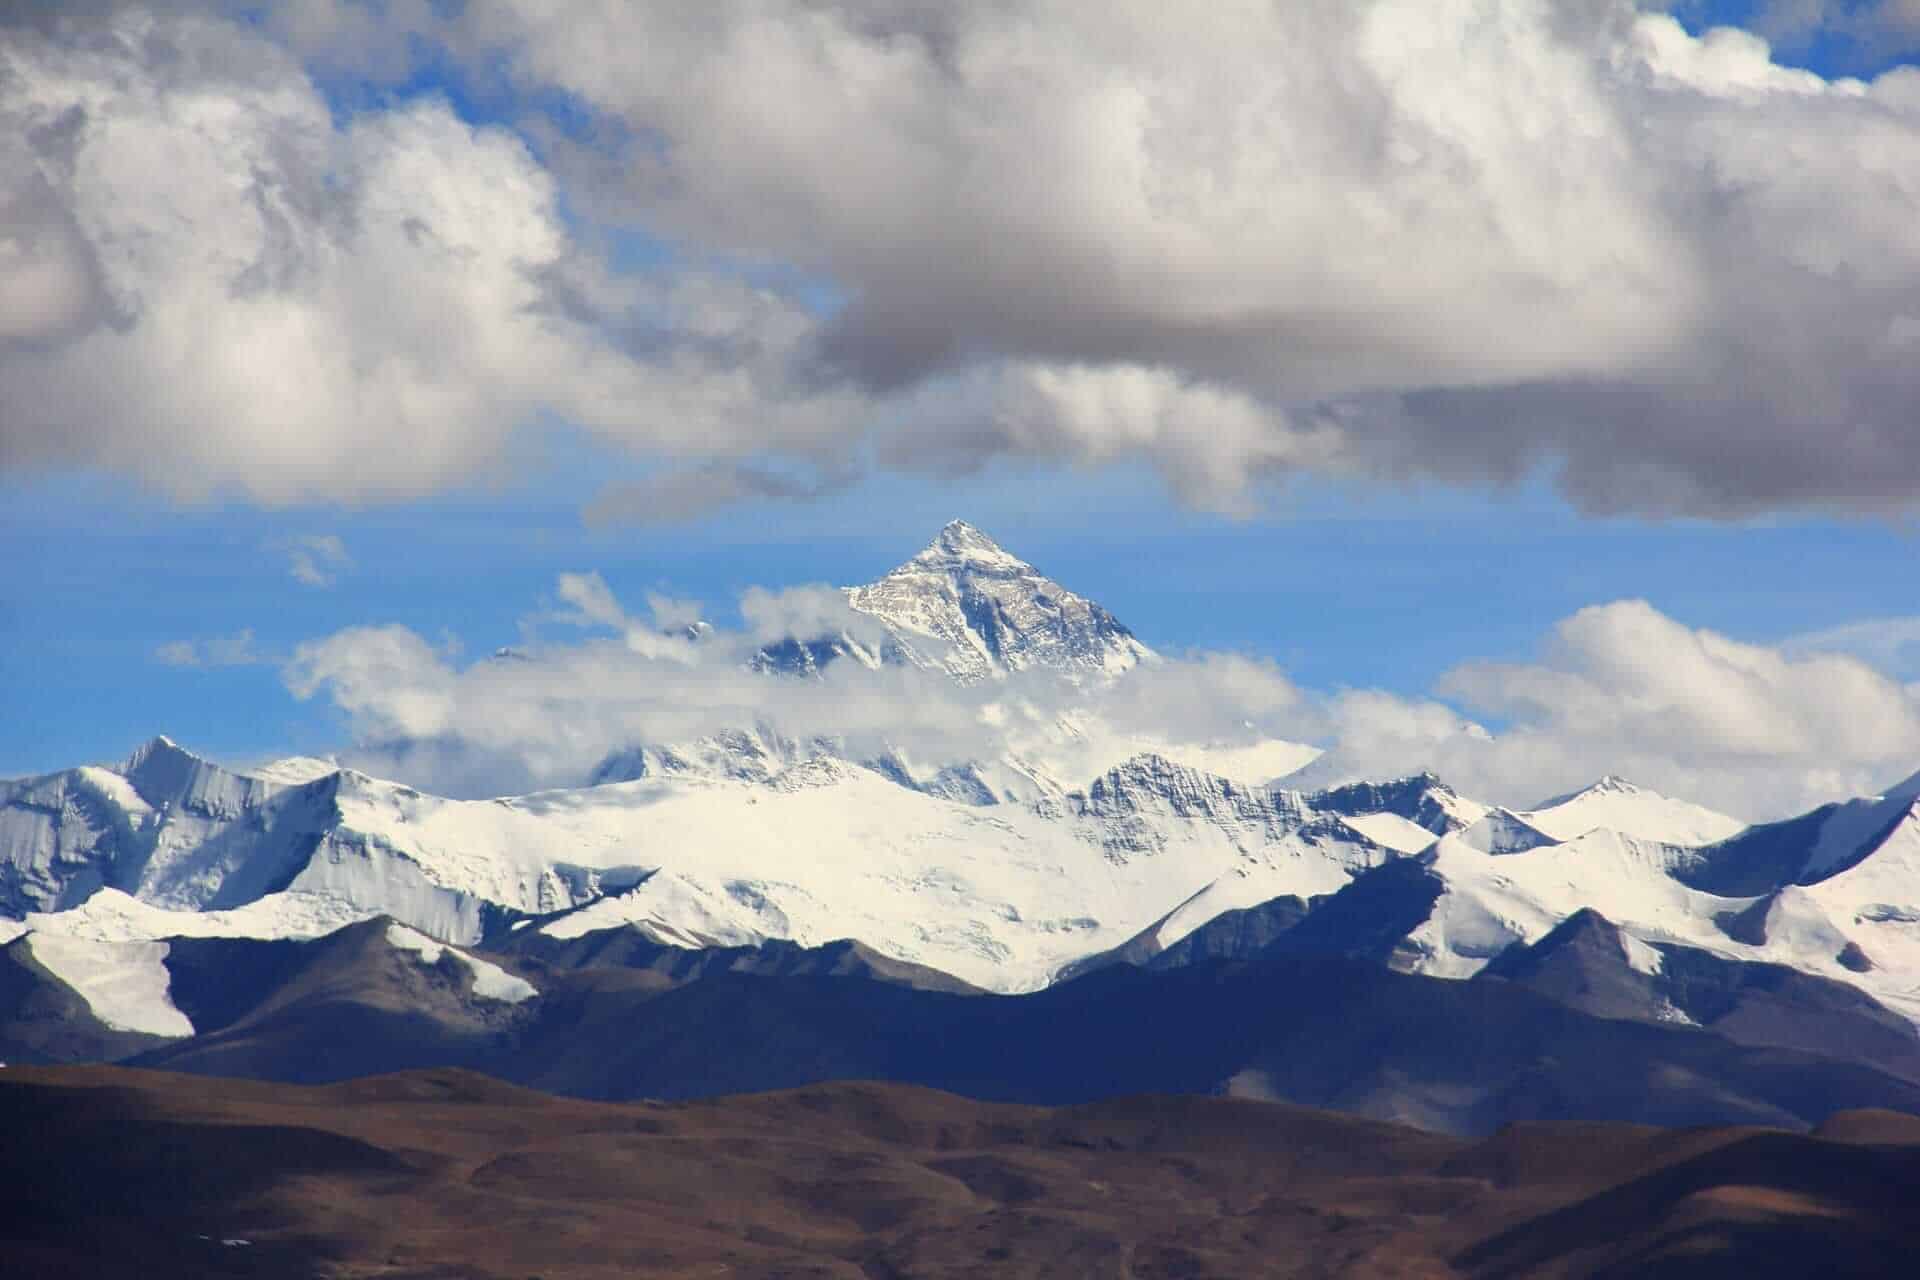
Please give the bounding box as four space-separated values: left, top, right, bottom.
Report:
6 0 1920 821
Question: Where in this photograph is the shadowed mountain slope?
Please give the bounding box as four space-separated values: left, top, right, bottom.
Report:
129 934 1920 1137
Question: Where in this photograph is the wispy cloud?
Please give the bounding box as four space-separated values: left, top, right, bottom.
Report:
281 535 352 589
155 629 265 670
1782 615 1920 680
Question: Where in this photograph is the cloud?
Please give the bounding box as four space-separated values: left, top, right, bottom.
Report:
1783 614 1920 679
280 570 1313 798
461 0 1920 516
276 566 1920 820
281 534 351 588
737 583 891 651
583 459 860 527
1304 600 1920 818
1751 0 1920 58
154 628 263 668
11 3 1920 519
0 9 858 505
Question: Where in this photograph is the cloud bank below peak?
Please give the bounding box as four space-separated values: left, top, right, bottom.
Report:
279 569 1920 824
6 2 1920 519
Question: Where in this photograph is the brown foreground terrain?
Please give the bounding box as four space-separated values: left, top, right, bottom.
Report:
4 1065 1919 1279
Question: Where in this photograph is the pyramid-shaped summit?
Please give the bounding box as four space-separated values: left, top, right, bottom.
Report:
844 520 1154 682
907 519 1030 570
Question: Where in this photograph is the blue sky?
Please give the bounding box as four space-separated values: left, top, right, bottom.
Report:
6 2 1920 815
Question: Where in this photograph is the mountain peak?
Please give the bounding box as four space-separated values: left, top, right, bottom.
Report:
122 734 192 773
118 734 227 807
1537 775 1641 808
835 521 1150 682
906 520 1031 573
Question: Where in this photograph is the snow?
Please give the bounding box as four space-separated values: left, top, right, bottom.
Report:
22 887 370 944
16 730 1918 1018
1801 793 1914 880
1127 739 1321 789
246 756 342 786
23 934 193 1037
1621 932 1666 976
843 520 1155 682
1520 776 1744 846
1374 813 1920 1028
3 729 1406 993
1456 809 1558 855
385 924 538 1003
1336 812 1441 855
1146 862 1353 950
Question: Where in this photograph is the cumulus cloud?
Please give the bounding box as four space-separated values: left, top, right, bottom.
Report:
0 8 857 505
1303 600 1920 817
10 2 1920 519
460 0 1920 516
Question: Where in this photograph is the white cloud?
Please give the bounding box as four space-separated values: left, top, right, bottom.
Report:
154 629 263 668
458 0 1920 516
1783 615 1920 679
1304 600 1920 817
280 571 1312 797
11 3 1920 519
0 9 858 506
281 534 351 588
277 568 1920 820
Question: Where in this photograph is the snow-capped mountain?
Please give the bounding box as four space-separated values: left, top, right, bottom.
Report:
1518 775 1746 846
596 520 1296 806
0 736 1424 993
9 519 1920 1063
1275 777 1920 1027
756 519 1154 682
16 723 1918 1036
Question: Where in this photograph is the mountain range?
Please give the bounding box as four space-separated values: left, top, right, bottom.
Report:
5 521 1920 1138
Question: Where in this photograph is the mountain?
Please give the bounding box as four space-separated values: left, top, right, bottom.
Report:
1475 908 1920 1083
1306 771 1489 850
2 734 1445 991
1519 774 1745 845
0 736 338 919
1232 816 1920 1026
15 520 1920 1137
107 929 1920 1137
845 519 1155 681
3 718 1919 1026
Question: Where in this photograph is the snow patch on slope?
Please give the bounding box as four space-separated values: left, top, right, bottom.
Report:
247 756 342 786
385 923 538 1003
23 887 370 944
23 934 193 1037
1336 812 1441 855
